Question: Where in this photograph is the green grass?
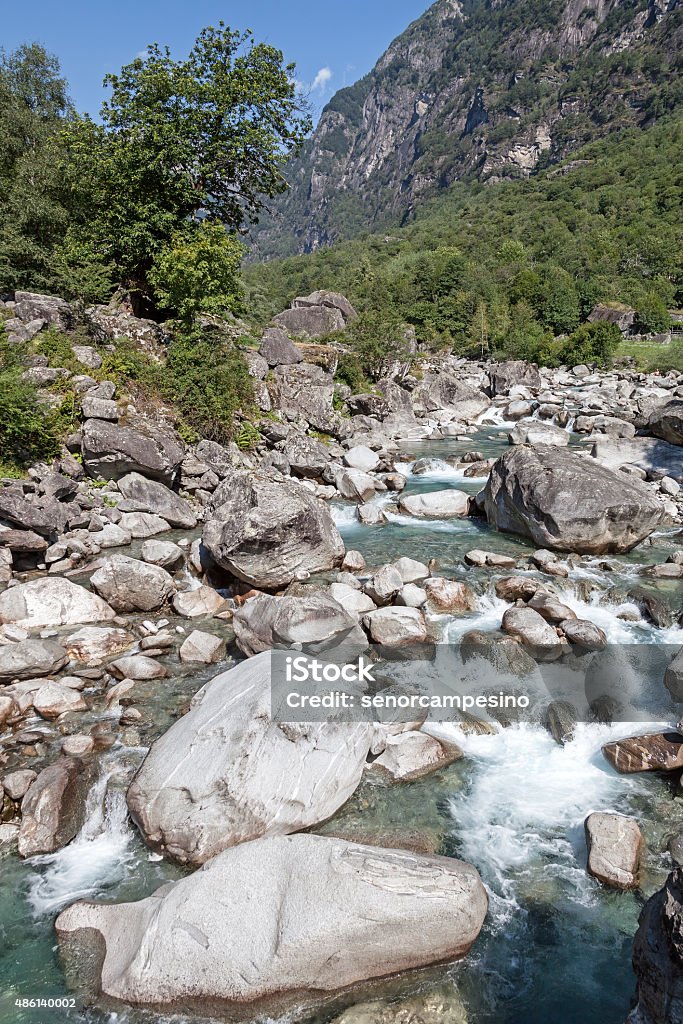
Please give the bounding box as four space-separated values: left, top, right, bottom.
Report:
616 337 683 372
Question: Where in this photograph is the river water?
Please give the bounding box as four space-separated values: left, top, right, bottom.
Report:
1 422 682 1024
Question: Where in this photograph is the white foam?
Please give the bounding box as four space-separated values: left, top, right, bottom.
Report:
27 767 137 916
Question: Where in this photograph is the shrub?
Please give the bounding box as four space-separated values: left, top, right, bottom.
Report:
634 292 671 334
161 328 254 444
558 321 621 367
0 340 61 469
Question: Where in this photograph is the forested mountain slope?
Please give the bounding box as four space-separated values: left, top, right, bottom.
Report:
252 0 682 258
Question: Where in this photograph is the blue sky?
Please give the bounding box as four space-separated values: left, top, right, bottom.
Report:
3 1 431 120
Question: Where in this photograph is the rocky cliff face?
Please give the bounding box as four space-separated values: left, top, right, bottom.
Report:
253 0 682 258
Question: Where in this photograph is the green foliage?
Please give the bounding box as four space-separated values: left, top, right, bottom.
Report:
63 24 311 308
246 117 682 366
235 420 261 450
343 311 413 381
557 321 622 367
0 44 73 293
161 329 255 443
635 292 671 334
149 220 244 324
334 353 369 393
0 338 61 469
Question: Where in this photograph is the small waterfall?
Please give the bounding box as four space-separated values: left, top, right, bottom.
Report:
27 762 137 917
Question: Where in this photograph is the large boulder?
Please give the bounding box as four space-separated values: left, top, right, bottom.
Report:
269 362 342 434
55 834 486 1017
0 486 74 539
259 327 303 366
629 869 683 1024
280 432 330 478
203 471 344 589
126 653 374 865
18 758 94 857
585 811 643 890
233 592 362 657
90 555 176 613
591 436 683 484
508 422 569 447
490 360 541 396
292 290 357 323
273 299 345 338
649 400 683 446
117 473 196 528
398 490 471 519
13 290 72 330
81 419 184 484
0 639 67 683
484 445 664 554
0 578 115 629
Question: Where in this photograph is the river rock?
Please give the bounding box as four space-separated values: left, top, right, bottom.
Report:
179 631 226 664
55 834 486 1016
344 446 380 473
665 649 683 702
629 869 683 1024
649 400 683 446
560 618 607 651
329 584 377 616
528 593 577 624
398 490 470 518
329 988 469 1024
33 683 88 720
18 757 94 857
81 418 184 484
118 512 171 538
364 565 404 605
64 626 134 663
508 422 569 447
232 592 361 657
171 586 228 619
424 578 477 615
117 473 196 528
90 555 176 613
203 472 344 589
2 769 37 800
0 578 116 629
585 811 643 890
126 654 374 865
543 700 577 745
0 639 68 683
109 655 168 681
603 731 683 773
502 606 560 648
369 732 463 783
336 469 377 502
393 556 429 583
484 446 664 554
140 539 185 570
363 607 428 646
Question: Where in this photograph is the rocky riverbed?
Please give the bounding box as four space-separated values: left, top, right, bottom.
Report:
0 289 682 1024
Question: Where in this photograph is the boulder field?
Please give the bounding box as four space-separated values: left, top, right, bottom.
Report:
0 289 682 1022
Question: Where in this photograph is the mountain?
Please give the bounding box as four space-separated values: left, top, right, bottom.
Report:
252 0 682 259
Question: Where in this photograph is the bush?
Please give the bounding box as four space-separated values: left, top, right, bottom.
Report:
161 329 254 444
558 321 621 367
344 311 413 382
635 292 671 334
334 353 369 392
0 340 61 469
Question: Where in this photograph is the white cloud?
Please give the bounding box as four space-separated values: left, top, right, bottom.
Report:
311 67 332 92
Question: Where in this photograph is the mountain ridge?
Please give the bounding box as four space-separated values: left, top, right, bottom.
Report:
252 0 682 259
